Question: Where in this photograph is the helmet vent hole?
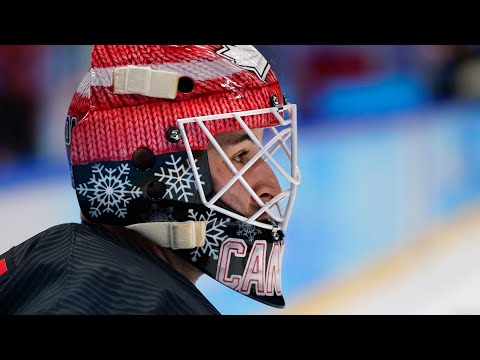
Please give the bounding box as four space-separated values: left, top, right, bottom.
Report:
178 76 194 93
146 181 166 200
132 147 155 171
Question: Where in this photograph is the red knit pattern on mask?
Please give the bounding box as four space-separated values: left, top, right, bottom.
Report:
68 45 283 165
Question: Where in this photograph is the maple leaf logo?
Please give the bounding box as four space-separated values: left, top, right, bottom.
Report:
217 45 271 82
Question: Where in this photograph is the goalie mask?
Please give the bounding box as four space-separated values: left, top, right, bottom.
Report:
65 45 301 308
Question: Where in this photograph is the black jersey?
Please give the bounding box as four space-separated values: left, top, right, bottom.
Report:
0 223 220 315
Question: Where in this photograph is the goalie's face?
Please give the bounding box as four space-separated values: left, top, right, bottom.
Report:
207 128 282 223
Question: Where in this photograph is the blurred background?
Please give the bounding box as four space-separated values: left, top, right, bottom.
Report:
2 45 480 315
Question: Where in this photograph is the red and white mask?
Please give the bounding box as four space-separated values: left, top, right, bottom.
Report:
65 45 301 308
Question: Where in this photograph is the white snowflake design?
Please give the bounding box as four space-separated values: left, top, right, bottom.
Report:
145 205 175 222
188 209 231 262
236 221 263 243
154 155 204 203
76 163 142 218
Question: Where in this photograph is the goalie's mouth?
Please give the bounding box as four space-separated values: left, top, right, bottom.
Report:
256 213 270 222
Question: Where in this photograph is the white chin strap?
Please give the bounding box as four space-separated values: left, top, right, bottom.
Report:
126 221 206 250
